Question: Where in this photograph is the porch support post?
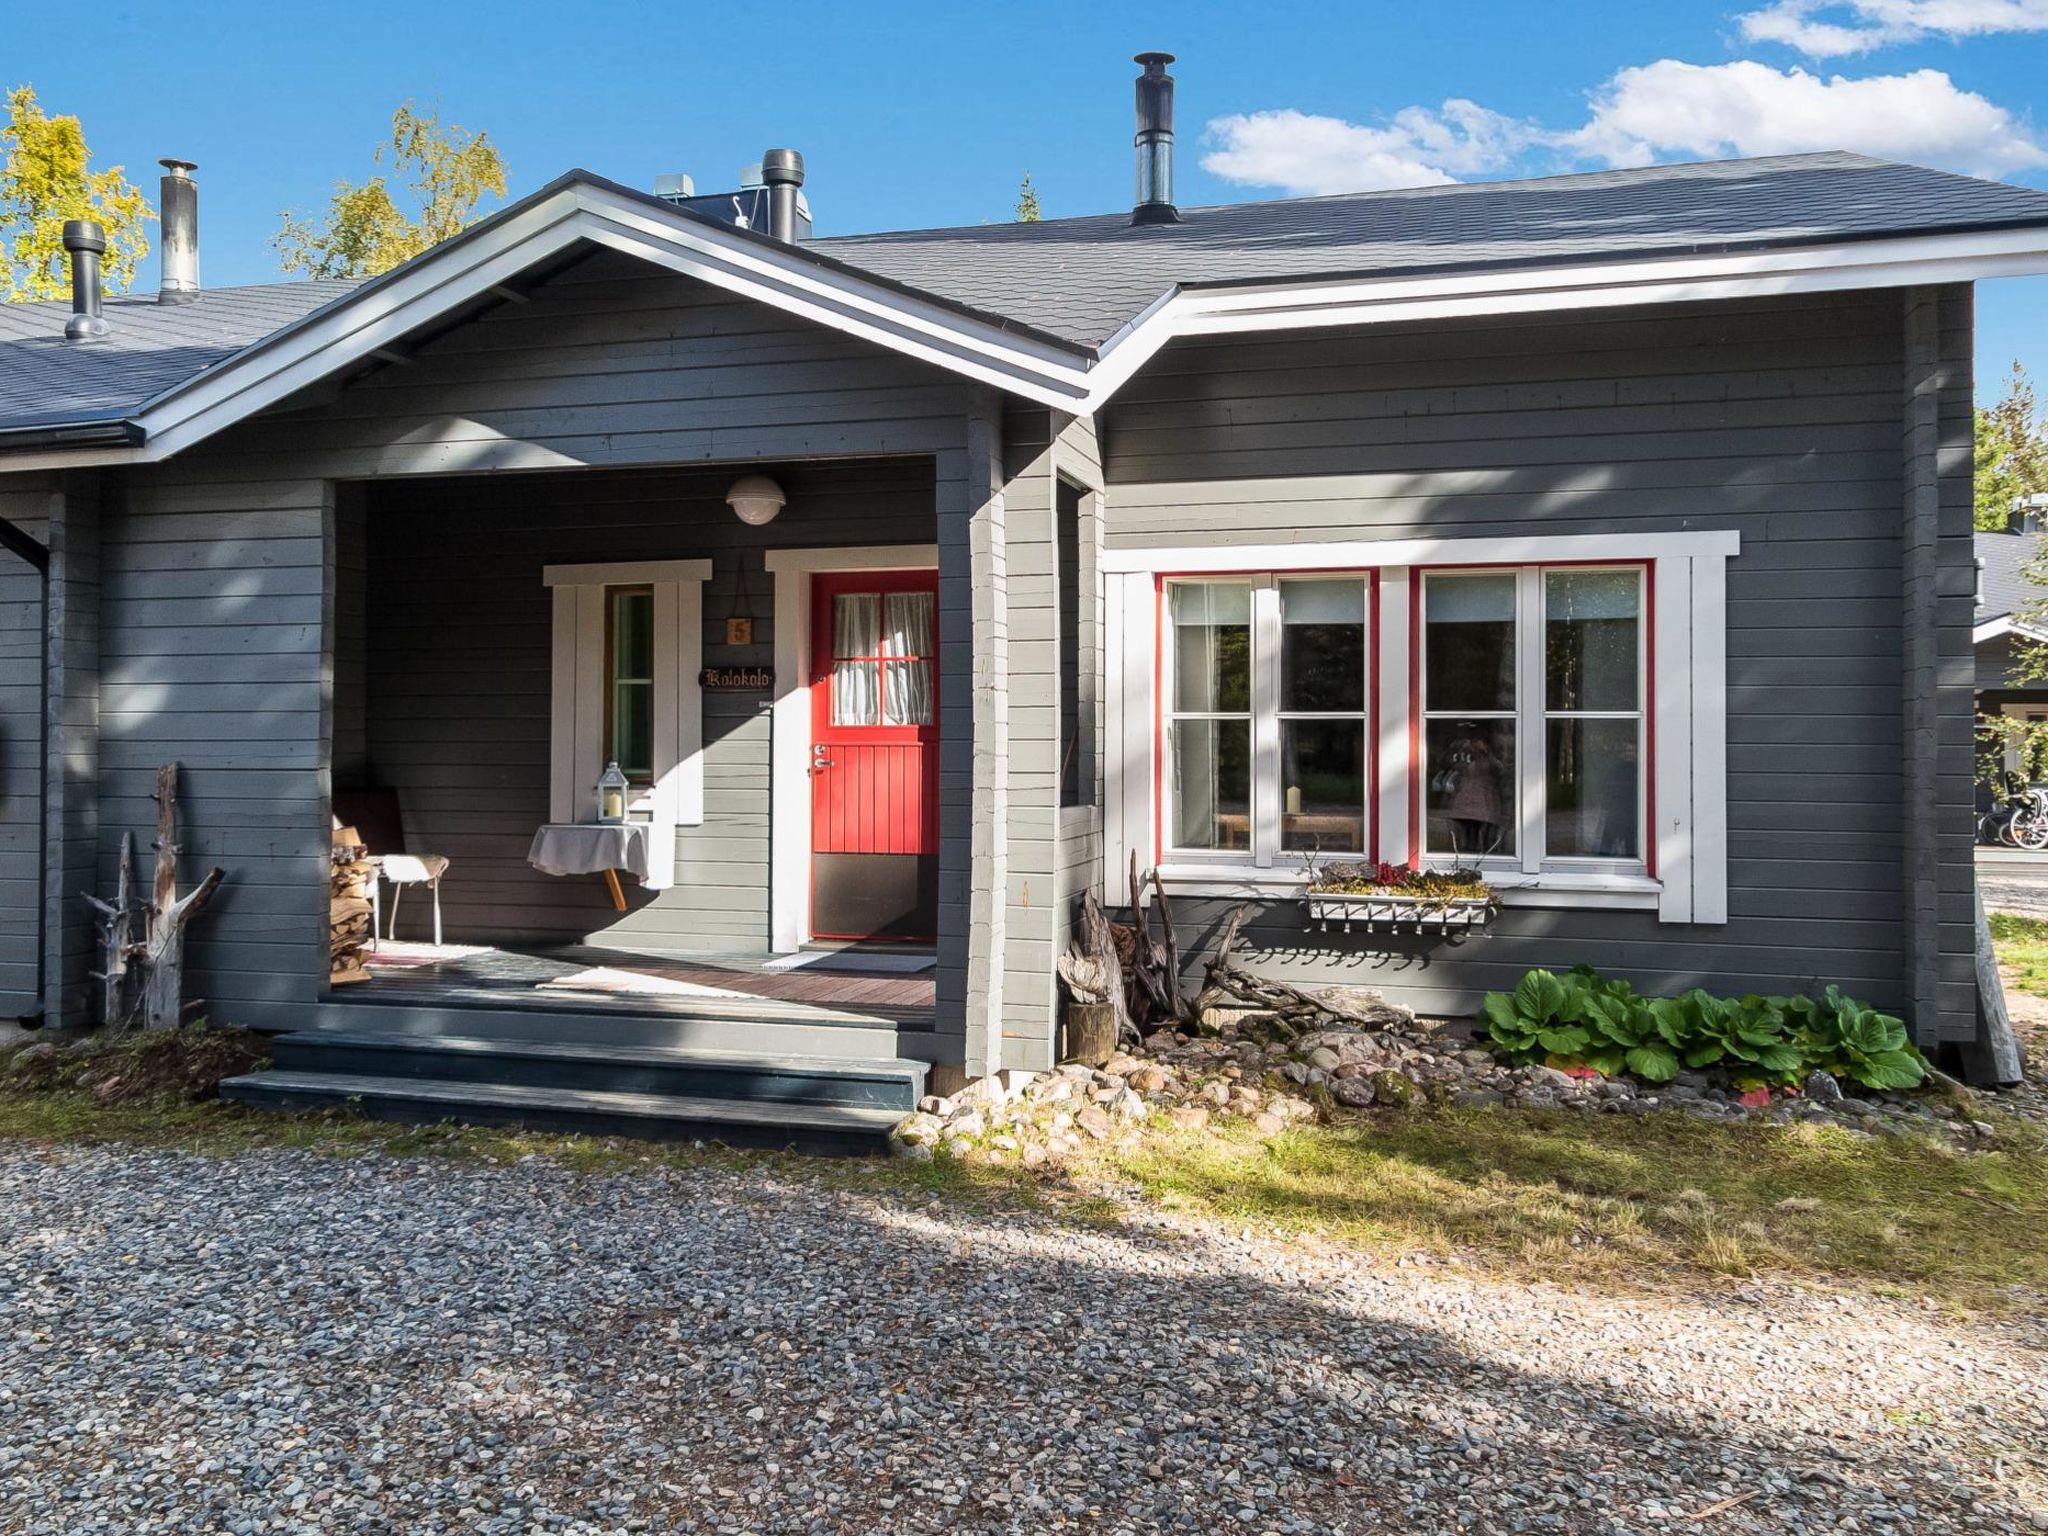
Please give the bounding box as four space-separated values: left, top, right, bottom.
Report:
939 390 1008 1080
1901 286 1979 1059
43 474 101 1027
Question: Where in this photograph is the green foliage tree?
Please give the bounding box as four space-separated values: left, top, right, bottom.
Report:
0 84 152 301
1975 360 2048 532
1014 173 1041 223
275 103 506 279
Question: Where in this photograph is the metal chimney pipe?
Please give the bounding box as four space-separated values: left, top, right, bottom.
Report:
157 158 199 304
1132 52 1181 226
761 148 805 242
62 220 109 341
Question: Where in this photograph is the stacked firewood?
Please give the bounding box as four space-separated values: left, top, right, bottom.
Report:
330 824 376 986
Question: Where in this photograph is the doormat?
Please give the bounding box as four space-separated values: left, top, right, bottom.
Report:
760 950 936 974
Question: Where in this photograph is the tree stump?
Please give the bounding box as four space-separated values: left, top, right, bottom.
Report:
1062 1002 1119 1067
86 763 224 1031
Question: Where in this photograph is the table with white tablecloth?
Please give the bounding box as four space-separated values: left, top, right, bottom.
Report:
527 823 653 910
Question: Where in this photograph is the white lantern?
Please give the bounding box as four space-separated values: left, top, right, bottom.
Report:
725 474 785 527
596 761 629 824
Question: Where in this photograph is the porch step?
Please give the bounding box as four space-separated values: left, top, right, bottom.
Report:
220 1071 903 1155
266 1029 926 1111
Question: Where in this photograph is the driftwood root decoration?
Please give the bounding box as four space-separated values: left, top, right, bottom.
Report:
86 763 224 1030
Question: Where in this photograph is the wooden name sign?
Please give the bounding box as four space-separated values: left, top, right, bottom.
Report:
700 666 774 691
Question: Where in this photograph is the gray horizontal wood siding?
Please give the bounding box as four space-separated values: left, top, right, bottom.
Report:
0 483 50 1014
355 460 935 952
1098 290 1975 1037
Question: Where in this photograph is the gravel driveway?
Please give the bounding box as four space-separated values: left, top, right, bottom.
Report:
2 1143 2042 1535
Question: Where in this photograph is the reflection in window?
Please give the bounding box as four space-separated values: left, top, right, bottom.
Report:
1423 574 1517 857
1279 578 1367 852
607 587 655 782
1168 582 1251 850
1545 570 1641 858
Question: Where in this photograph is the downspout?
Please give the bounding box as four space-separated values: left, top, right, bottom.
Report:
0 513 49 1028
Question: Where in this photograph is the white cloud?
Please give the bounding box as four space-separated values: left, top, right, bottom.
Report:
1200 102 1535 196
1737 0 2048 58
1568 59 2048 175
1200 58 2046 196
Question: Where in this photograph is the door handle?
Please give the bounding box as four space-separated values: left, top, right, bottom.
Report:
811 744 834 773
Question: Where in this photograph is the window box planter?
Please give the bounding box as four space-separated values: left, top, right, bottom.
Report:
1302 861 1497 935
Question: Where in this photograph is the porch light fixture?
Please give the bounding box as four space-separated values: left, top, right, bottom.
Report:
596 761 630 823
725 474 785 527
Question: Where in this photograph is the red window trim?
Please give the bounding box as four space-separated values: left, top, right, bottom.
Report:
1150 559 1656 880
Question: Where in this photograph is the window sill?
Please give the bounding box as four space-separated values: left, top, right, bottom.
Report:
1150 863 1662 911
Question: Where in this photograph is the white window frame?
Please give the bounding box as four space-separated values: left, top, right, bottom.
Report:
544 559 713 892
1417 564 1649 880
1102 530 1735 923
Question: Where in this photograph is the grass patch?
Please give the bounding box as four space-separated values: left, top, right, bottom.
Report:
5 1028 2044 1311
1095 1107 2048 1311
1992 912 2048 999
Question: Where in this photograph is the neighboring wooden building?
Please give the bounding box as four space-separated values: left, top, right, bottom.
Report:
3 67 2045 1132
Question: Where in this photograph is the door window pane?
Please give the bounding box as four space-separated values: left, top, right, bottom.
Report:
1425 717 1516 858
1547 716 1640 858
881 661 932 725
1280 578 1366 712
1281 719 1365 852
1546 570 1640 712
1171 582 1251 712
881 591 934 659
1171 717 1251 850
608 588 655 781
1425 573 1517 712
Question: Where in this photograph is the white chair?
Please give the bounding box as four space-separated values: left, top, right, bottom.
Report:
335 789 453 948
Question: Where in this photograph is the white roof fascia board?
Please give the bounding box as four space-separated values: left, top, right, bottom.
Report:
1074 225 2048 412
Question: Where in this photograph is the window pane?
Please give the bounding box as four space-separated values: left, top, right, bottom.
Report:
612 681 653 780
832 659 879 725
1425 574 1516 713
1546 570 1639 712
1281 718 1365 852
1171 717 1251 850
882 592 934 659
612 590 653 681
881 660 932 725
1547 717 1640 858
833 593 880 660
1171 582 1251 713
1280 579 1366 712
1424 717 1516 857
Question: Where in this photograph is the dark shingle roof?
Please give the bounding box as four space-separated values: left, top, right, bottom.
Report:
7 151 2048 438
813 153 2048 347
0 278 360 431
1979 531 2044 625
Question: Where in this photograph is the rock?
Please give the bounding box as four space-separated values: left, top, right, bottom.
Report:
1369 1070 1421 1109
1251 1111 1286 1135
1802 1070 1844 1103
1104 1052 1143 1077
917 1094 958 1117
1331 1077 1376 1109
1168 1105 1212 1130
1075 1105 1114 1141
1455 1089 1505 1108
948 1110 986 1139
6 1041 56 1075
892 1113 944 1147
1129 1064 1171 1093
1306 1047 1343 1073
890 1139 934 1162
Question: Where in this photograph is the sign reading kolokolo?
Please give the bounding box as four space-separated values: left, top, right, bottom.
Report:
699 666 774 691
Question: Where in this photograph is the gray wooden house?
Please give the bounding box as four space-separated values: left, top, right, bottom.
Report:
4 58 2044 1137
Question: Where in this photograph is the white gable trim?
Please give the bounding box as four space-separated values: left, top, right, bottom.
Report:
1976 615 2048 646
547 558 712 891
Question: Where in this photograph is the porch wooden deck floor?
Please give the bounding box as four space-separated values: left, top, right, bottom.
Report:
350 943 935 1029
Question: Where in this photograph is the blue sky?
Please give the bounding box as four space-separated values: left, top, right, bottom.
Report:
8 0 2048 386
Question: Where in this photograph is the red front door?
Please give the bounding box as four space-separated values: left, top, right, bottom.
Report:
809 570 940 941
